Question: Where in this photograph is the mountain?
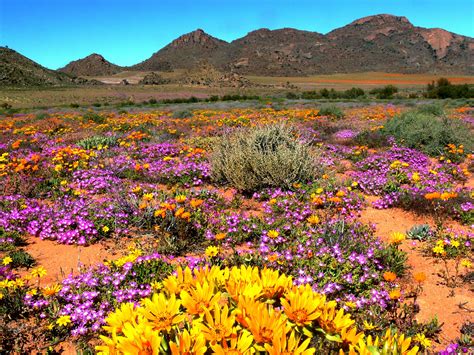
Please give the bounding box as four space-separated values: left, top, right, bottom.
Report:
59 53 122 76
0 47 81 86
135 14 473 75
133 29 228 71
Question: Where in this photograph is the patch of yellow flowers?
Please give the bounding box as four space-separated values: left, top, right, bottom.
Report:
97 265 419 354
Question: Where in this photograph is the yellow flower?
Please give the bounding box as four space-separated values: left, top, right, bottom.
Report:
389 232 406 244
150 281 162 291
102 225 110 233
196 304 235 344
414 333 431 348
451 239 460 248
132 185 141 193
306 215 320 225
180 281 222 315
56 315 71 327
211 329 255 354
102 302 137 334
363 320 377 330
139 293 185 333
116 322 162 354
142 193 154 201
27 288 38 296
205 245 219 258
42 283 61 297
461 259 472 268
281 284 323 327
265 329 315 355
170 328 207 355
432 245 445 255
412 172 420 182
2 256 12 266
242 300 287 345
31 266 47 278
267 230 279 239
318 303 355 334
175 194 187 203
389 288 401 300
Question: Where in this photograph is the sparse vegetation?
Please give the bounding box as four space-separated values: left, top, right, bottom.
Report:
211 124 321 192
383 107 473 156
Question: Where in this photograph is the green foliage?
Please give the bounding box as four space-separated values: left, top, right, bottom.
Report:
82 111 106 124
318 105 344 119
370 85 398 99
125 258 173 285
211 124 321 192
406 224 432 242
355 129 389 148
8 250 36 268
376 245 408 277
426 78 474 99
383 109 474 156
172 109 193 119
344 87 365 99
77 135 118 149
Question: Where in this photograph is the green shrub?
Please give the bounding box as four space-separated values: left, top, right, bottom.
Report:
383 109 473 156
355 129 389 148
211 124 321 192
286 92 299 99
344 87 365 99
172 109 193 119
370 85 398 99
8 250 36 268
406 224 432 241
83 111 106 124
77 135 118 149
318 105 344 119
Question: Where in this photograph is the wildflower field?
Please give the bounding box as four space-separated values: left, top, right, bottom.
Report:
0 102 472 354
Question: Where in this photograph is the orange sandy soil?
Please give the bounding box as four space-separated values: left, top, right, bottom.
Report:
359 201 473 350
19 185 472 353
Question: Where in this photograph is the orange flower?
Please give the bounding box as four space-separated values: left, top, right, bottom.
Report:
215 233 226 241
424 192 441 200
190 199 204 208
413 272 427 283
383 271 397 282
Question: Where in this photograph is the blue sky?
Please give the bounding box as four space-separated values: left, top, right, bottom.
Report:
1 0 473 69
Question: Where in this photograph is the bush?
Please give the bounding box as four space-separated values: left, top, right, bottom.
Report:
371 85 398 99
344 87 365 99
172 109 193 119
426 78 474 99
318 105 344 119
286 92 299 99
383 109 473 156
77 135 119 149
82 111 106 124
211 124 321 192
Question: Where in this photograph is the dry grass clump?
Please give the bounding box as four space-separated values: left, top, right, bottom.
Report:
211 124 321 192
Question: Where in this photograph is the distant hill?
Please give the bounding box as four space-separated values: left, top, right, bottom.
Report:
58 53 122 76
133 14 473 75
0 47 81 86
132 29 226 71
